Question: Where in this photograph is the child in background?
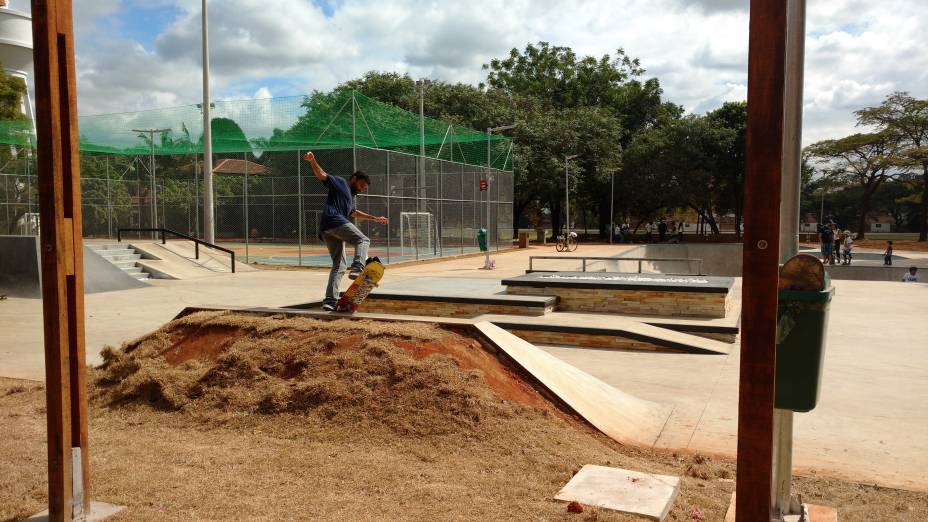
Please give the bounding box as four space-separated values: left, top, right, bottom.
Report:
902 267 919 282
842 230 853 265
883 241 893 266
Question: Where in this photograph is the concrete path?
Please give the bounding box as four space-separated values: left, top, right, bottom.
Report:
540 278 928 491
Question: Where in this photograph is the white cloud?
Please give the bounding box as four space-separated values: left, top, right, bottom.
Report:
49 0 928 146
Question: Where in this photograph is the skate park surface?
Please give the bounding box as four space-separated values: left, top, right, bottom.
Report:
0 242 926 491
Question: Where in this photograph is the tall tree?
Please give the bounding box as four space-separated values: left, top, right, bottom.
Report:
855 92 928 240
805 132 900 239
707 102 747 236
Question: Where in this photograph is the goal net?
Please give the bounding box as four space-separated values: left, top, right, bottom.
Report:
399 212 435 256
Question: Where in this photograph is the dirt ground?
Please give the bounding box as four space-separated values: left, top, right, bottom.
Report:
2 312 926 521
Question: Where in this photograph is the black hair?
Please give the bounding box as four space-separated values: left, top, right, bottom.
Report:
350 170 371 184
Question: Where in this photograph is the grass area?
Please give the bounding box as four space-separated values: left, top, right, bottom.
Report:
2 312 927 521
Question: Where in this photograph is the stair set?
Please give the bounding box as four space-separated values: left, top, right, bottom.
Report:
87 244 152 282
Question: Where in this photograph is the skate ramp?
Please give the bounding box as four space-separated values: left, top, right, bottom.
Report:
617 244 743 277
476 322 673 447
0 235 147 298
166 307 674 448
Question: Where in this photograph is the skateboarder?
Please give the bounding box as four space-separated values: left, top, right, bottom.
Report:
304 151 388 311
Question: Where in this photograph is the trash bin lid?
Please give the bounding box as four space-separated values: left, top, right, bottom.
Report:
778 285 835 302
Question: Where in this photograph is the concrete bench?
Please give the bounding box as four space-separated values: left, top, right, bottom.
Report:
291 290 559 317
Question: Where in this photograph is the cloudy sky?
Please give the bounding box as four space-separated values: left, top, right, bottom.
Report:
7 0 928 144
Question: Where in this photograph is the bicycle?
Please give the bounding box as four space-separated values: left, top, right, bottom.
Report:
555 232 579 252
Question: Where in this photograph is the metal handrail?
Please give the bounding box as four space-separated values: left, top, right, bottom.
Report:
117 228 237 273
528 255 703 275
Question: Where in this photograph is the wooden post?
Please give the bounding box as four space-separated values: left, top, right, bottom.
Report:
736 1 788 521
31 0 90 519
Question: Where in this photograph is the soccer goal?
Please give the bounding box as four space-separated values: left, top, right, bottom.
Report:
399 211 436 257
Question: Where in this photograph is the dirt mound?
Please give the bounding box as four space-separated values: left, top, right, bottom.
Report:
92 311 557 436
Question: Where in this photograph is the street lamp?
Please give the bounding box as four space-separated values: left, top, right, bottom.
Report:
201 0 215 243
486 124 515 235
565 154 578 237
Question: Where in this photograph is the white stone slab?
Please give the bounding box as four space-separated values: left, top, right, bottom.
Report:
26 501 126 521
555 465 680 521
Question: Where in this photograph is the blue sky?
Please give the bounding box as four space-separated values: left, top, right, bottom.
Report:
9 0 928 144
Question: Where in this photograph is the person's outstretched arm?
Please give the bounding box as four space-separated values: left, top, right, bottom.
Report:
351 209 388 225
303 151 327 182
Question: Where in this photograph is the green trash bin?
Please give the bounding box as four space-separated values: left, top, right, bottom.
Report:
477 228 488 252
774 281 835 412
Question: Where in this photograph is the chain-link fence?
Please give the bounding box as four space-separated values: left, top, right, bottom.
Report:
2 146 514 267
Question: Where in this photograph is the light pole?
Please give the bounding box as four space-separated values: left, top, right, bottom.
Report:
415 79 431 258
564 154 578 237
610 170 615 244
132 128 171 233
201 0 215 243
487 124 515 238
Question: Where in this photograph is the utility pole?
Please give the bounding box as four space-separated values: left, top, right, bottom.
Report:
610 170 615 245
201 0 214 243
132 128 171 232
565 154 578 236
487 125 515 241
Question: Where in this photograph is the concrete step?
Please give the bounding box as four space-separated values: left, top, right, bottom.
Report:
131 273 150 281
99 252 141 261
120 266 143 275
88 243 135 251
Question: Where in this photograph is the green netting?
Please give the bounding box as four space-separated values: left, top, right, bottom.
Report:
0 90 512 170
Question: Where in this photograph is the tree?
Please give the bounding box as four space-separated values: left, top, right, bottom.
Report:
0 64 30 233
707 102 747 236
855 92 928 240
805 132 901 239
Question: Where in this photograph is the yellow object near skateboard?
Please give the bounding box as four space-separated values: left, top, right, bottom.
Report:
335 257 384 313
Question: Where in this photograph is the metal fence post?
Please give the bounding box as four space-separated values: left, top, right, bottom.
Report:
297 150 303 266
244 152 249 263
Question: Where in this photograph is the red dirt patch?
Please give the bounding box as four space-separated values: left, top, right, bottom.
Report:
393 338 549 409
162 325 239 365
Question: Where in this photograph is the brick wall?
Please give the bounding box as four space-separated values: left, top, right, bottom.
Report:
506 286 730 318
507 328 681 353
357 299 552 318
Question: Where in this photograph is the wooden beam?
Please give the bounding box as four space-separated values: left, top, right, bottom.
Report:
736 1 788 520
31 0 89 519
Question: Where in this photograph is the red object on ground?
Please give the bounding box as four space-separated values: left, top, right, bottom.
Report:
566 501 583 513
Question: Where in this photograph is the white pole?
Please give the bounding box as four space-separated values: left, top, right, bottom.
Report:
486 128 491 233
610 171 615 244
565 156 570 237
201 0 215 243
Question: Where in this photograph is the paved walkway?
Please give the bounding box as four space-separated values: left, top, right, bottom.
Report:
2 243 925 491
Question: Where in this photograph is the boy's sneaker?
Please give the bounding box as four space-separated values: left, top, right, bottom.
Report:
322 302 336 311
348 264 364 280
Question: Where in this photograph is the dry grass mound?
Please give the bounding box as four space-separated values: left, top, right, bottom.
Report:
92 311 555 437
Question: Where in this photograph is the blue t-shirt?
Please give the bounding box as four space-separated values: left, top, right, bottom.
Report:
319 175 356 233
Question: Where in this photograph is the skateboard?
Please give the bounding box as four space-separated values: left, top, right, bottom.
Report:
335 257 384 313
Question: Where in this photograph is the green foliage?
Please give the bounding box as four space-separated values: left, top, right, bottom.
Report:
0 64 27 121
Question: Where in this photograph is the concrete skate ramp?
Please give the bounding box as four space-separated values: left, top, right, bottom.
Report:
0 235 147 298
617 243 743 277
476 321 673 447
0 235 41 298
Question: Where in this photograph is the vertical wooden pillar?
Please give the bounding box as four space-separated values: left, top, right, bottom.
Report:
736 1 788 521
31 0 89 520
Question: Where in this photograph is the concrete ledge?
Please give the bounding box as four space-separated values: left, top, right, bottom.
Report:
503 272 734 293
287 291 558 318
493 321 730 355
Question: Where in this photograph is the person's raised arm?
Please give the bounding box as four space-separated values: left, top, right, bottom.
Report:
351 209 388 225
303 151 327 182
